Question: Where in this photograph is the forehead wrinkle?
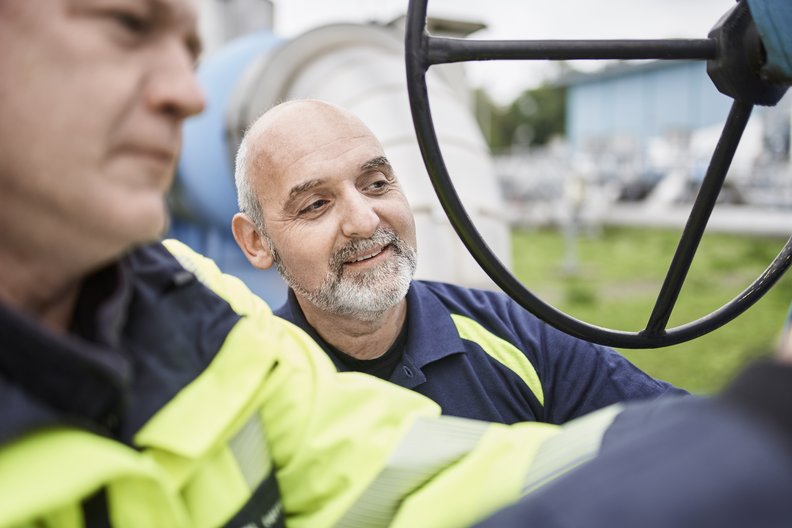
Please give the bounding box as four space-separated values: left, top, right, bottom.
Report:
272 133 371 174
249 103 382 205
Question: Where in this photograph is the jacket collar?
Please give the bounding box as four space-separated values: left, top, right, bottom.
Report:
275 289 347 371
0 258 134 443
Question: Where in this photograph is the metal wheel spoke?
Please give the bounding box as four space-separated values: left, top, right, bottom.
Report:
644 100 754 336
657 238 792 344
426 37 717 65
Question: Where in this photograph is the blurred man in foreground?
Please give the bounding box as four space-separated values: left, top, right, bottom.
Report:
0 1 620 526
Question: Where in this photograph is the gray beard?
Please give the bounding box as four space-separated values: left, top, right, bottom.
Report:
270 227 417 322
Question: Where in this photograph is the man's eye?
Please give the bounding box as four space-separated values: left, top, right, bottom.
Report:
299 199 329 215
111 11 150 35
367 180 389 192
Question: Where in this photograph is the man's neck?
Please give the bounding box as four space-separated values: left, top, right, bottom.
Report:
297 296 408 360
0 250 82 333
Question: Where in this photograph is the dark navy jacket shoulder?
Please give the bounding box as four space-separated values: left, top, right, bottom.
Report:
275 279 684 424
0 242 240 446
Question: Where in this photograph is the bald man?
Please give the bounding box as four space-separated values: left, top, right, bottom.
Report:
232 99 686 425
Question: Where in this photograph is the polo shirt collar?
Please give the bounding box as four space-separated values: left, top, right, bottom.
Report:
401 280 467 369
382 281 468 389
277 282 467 384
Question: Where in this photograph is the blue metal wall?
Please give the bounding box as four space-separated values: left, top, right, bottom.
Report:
566 61 733 155
169 30 288 308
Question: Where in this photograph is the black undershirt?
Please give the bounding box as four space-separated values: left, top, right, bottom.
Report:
328 322 409 380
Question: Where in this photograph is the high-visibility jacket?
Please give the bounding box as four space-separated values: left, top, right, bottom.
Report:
0 240 620 527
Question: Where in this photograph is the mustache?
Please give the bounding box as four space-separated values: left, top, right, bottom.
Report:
330 228 400 272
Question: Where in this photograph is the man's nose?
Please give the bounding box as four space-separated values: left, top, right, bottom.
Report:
145 41 206 120
340 192 379 239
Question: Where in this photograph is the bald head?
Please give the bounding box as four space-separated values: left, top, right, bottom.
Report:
231 99 417 323
235 100 383 231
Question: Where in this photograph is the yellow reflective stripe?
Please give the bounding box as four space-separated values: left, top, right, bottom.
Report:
522 403 623 495
450 314 544 406
336 415 490 528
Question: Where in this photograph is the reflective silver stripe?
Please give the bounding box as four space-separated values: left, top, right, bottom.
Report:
229 414 272 491
337 415 490 528
522 403 623 495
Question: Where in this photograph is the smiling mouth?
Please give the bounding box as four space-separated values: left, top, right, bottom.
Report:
346 244 389 265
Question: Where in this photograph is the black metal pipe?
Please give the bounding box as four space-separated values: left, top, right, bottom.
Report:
645 100 754 335
426 37 718 64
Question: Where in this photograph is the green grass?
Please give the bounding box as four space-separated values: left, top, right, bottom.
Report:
511 226 792 394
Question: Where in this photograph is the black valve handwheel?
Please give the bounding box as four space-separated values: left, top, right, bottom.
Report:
405 0 792 348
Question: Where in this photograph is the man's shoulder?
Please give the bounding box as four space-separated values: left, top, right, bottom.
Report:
125 241 186 275
121 241 217 299
412 280 521 319
126 241 175 261
413 279 506 303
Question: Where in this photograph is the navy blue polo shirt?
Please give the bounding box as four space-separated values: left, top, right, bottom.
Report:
275 280 685 425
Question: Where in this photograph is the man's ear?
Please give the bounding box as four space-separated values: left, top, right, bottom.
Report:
231 213 274 270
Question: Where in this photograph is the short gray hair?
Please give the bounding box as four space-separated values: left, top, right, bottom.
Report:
234 129 266 232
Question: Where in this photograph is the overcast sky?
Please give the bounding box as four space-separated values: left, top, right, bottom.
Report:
271 0 736 103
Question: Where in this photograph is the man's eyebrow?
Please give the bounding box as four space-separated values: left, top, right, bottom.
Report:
283 179 324 210
361 156 393 173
